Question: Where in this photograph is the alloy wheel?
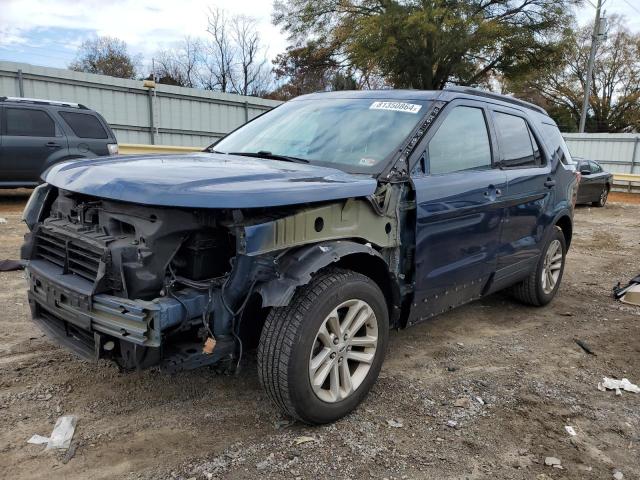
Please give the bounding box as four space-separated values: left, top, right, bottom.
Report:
308 299 378 403
541 239 563 294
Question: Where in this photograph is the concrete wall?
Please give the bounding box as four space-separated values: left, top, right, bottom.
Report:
563 133 640 174
0 61 281 147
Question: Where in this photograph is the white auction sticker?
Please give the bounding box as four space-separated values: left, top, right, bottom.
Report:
369 101 422 114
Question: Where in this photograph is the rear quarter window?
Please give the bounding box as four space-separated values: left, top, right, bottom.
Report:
59 111 108 139
541 123 573 166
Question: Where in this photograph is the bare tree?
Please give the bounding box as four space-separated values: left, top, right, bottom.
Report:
154 37 202 87
510 16 640 132
203 8 235 92
231 15 271 95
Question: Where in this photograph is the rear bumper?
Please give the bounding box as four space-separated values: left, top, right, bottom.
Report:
26 259 212 362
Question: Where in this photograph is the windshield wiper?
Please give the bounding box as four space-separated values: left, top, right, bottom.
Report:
227 151 309 164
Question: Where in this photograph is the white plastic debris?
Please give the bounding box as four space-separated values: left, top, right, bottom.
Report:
0 218 7 225
598 377 640 395
545 456 562 468
294 436 315 445
564 426 577 436
27 434 50 445
386 419 403 428
46 415 77 450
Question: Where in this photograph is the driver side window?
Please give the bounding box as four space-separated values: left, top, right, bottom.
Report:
427 106 492 175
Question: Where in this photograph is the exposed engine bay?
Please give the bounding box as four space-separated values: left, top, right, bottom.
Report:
22 184 410 372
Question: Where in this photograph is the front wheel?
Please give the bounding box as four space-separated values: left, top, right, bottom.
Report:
509 227 566 306
258 268 389 424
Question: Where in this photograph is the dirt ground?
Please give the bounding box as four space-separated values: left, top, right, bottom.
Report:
0 189 638 480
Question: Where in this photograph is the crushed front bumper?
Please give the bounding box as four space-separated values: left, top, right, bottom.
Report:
26 259 213 363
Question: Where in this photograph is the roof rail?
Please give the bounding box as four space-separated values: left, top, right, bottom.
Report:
0 97 89 110
443 86 547 115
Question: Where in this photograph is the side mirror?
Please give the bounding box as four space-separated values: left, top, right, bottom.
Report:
580 169 591 175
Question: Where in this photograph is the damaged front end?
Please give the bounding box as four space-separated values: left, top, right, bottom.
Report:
22 182 406 372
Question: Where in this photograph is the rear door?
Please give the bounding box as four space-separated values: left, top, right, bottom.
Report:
409 100 507 324
490 107 553 280
588 161 608 198
56 110 111 157
0 106 68 183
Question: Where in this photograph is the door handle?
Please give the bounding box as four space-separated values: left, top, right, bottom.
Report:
544 179 556 188
46 142 61 148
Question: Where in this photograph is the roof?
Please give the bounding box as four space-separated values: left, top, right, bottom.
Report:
293 87 548 116
0 96 89 109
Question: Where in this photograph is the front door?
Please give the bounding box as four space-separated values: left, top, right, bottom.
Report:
409 101 507 325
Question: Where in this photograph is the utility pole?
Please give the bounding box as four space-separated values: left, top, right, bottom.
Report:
579 0 605 133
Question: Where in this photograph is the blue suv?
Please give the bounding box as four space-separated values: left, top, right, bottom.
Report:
21 87 578 424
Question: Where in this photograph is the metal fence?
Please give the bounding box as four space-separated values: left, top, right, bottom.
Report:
0 61 281 147
563 133 640 174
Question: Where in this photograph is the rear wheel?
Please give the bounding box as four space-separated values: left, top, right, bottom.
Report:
509 227 566 306
258 268 388 424
594 186 609 207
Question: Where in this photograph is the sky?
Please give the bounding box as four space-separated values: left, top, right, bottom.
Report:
0 0 639 74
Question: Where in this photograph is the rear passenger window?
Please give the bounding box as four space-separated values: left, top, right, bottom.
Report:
494 112 540 167
59 111 108 139
6 108 56 137
427 106 492 175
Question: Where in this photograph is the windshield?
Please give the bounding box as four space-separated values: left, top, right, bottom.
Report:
212 98 432 174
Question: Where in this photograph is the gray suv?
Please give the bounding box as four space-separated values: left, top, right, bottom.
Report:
0 97 118 188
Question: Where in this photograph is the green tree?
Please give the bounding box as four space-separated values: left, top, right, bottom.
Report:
69 36 139 79
273 0 578 90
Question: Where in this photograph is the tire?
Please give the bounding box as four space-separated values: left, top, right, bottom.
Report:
593 185 609 207
509 227 566 306
258 268 389 424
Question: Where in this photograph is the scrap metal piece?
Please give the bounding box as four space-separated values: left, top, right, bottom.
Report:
620 284 640 306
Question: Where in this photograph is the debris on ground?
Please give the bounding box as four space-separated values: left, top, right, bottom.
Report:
0 217 6 224
613 274 640 304
45 415 77 450
274 419 293 430
386 419 403 428
598 378 640 395
564 426 577 436
613 470 624 480
0 259 24 272
26 434 49 445
619 284 640 306
574 339 596 356
62 442 79 464
544 456 562 468
446 420 458 428
454 397 472 409
294 436 315 445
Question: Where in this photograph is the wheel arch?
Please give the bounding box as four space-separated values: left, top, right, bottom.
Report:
256 241 401 325
554 213 573 250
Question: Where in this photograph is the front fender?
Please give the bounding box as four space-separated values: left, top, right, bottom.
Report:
256 241 386 307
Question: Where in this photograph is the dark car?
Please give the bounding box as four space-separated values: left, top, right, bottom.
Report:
573 157 613 207
0 97 118 188
21 87 578 424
